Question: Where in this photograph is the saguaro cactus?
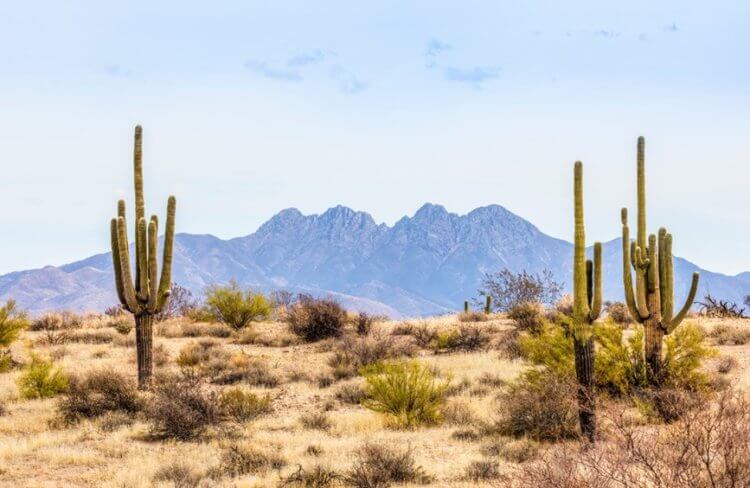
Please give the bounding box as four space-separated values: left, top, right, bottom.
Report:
110 126 176 389
484 295 492 314
572 161 602 442
621 137 699 384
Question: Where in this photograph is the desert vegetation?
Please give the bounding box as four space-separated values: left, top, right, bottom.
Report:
1 131 748 487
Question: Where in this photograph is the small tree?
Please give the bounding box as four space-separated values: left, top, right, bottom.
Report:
478 268 563 312
155 283 197 322
204 281 271 329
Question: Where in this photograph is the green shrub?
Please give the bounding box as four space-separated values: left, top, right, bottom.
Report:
204 281 272 329
0 300 29 372
17 355 69 399
361 360 450 428
218 387 272 422
663 322 716 390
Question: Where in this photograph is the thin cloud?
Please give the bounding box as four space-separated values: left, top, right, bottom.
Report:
103 64 137 78
330 65 368 94
244 60 302 81
594 29 620 38
443 66 500 84
287 49 327 67
425 39 451 68
665 23 678 32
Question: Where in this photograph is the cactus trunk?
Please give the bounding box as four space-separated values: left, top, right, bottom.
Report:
621 137 699 385
572 161 601 442
464 301 469 313
135 314 154 387
110 126 176 390
484 296 492 314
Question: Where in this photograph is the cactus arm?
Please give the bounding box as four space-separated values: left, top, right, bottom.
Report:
110 218 127 307
136 217 149 302
622 210 648 321
666 272 699 333
647 234 658 293
660 231 674 322
133 126 145 289
156 196 176 310
658 228 668 310
116 217 139 312
589 242 603 320
147 216 159 312
573 162 591 321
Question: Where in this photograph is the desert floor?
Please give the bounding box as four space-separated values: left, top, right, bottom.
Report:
0 314 748 488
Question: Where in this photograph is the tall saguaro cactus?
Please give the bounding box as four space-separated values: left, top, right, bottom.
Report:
572 161 602 442
111 126 176 389
621 137 699 384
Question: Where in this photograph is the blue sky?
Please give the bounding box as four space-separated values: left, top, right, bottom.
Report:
0 1 748 274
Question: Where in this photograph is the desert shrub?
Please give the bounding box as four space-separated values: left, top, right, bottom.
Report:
495 369 579 441
699 294 745 318
513 388 750 488
345 443 432 487
177 341 279 387
145 373 222 440
441 399 477 426
110 316 134 335
335 381 367 405
66 329 117 344
605 301 633 324
152 462 204 488
279 465 342 487
176 340 219 368
328 332 415 379
0 300 29 372
218 387 272 422
457 311 488 323
213 443 286 478
285 297 347 342
662 322 716 390
361 360 450 428
716 355 738 374
479 268 562 312
433 325 490 353
204 281 272 329
498 438 540 463
30 310 83 331
496 328 523 359
410 323 439 348
464 460 502 481
180 322 232 338
635 387 704 423
508 302 545 333
17 355 69 399
57 368 141 423
300 412 332 431
709 323 750 345
355 312 375 335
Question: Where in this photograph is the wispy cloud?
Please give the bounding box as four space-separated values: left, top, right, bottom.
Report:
102 64 137 78
244 49 367 93
665 23 678 32
330 65 368 94
594 29 620 38
244 60 302 82
424 38 499 88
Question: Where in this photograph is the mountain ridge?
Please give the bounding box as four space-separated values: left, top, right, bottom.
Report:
1 203 747 317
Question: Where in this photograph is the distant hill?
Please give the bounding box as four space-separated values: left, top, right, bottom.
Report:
1 203 748 317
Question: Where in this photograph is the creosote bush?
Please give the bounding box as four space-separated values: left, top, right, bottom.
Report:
433 325 491 353
57 368 141 423
204 280 272 329
17 355 69 399
508 302 545 333
285 297 347 342
328 332 416 379
361 360 450 428
0 300 29 372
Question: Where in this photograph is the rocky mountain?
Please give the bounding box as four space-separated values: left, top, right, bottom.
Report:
1 203 747 317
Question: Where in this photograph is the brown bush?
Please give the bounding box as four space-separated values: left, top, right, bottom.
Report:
30 311 83 331
435 325 491 353
464 460 502 481
495 371 579 441
153 462 204 488
279 465 342 487
145 373 223 440
328 332 416 379
709 324 750 345
57 368 141 423
508 302 545 333
605 301 633 324
458 311 489 323
345 443 432 487
300 412 332 431
212 443 286 478
180 322 233 338
716 356 738 374
354 312 375 335
285 297 347 342
335 381 367 405
218 387 272 422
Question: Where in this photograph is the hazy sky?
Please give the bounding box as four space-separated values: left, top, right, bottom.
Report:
0 1 748 275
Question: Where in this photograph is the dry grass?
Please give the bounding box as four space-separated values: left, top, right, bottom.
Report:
0 313 748 487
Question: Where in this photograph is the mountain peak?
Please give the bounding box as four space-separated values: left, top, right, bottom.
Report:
413 203 450 221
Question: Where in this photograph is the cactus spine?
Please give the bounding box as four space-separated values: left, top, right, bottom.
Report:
621 137 699 384
572 162 602 442
484 295 492 314
111 126 176 389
